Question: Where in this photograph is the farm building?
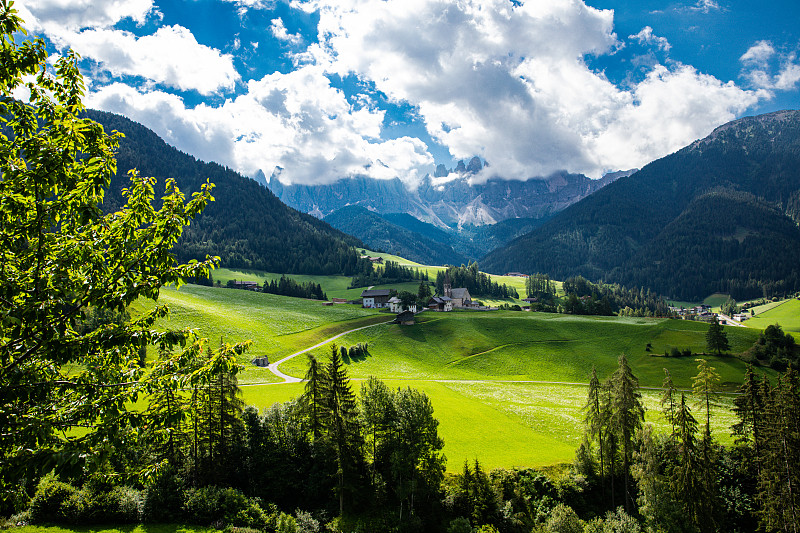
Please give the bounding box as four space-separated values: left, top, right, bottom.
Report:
361 289 392 308
427 296 453 312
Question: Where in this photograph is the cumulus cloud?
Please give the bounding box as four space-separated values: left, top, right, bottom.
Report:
298 0 759 181
629 26 671 52
20 0 155 31
740 41 800 92
63 25 240 95
270 18 302 45
87 67 433 185
35 0 768 187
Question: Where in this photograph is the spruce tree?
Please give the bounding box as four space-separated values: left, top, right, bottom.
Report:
661 368 678 440
302 353 328 441
583 366 607 483
609 354 645 514
705 317 729 355
692 358 721 435
324 344 364 515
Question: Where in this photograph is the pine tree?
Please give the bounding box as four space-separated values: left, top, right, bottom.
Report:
609 354 645 514
705 317 729 355
324 344 364 515
692 358 721 435
661 368 678 440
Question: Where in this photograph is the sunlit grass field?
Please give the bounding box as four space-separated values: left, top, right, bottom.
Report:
279 311 764 390
242 379 739 471
745 298 800 333
136 280 768 469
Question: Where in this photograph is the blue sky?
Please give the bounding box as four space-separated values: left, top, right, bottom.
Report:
19 0 800 187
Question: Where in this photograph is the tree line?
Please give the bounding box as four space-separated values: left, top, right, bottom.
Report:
349 260 429 289
262 275 327 301
435 263 520 299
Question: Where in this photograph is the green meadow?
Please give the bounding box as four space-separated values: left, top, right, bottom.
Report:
279 311 763 389
745 298 800 333
139 283 770 469
241 379 739 471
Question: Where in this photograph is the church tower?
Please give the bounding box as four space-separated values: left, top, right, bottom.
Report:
444 272 452 299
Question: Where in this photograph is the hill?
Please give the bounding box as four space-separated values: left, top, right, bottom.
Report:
323 206 469 265
86 109 367 275
482 110 800 301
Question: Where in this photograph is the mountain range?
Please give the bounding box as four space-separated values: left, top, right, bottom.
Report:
482 110 800 301
87 110 367 276
266 161 631 228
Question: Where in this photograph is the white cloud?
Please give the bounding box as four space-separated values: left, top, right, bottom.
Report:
86 67 433 185
740 41 775 66
300 0 759 181
689 0 722 14
740 41 800 92
219 0 276 12
629 26 671 52
61 25 240 95
20 0 155 32
270 18 302 45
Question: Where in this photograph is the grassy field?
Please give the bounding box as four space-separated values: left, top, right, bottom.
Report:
134 272 769 469
279 311 763 390
132 284 387 383
745 298 800 333
13 526 219 533
242 378 739 471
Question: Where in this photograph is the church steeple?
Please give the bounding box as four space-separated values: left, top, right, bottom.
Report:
444 271 452 299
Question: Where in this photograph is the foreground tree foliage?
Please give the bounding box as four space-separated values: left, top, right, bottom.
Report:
0 1 247 512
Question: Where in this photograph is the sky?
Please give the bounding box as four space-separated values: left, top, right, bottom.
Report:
17 0 800 187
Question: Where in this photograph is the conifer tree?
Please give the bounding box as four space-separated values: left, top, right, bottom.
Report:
583 366 607 482
692 358 721 435
609 354 645 514
324 343 364 515
732 366 765 476
661 368 678 440
705 317 729 355
302 353 328 441
672 393 703 530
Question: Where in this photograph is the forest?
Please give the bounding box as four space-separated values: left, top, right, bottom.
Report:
434 263 520 299
482 116 800 301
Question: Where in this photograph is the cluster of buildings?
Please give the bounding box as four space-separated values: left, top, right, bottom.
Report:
360 277 480 316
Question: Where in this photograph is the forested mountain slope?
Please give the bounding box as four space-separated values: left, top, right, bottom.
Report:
324 206 469 266
481 110 800 300
87 110 366 275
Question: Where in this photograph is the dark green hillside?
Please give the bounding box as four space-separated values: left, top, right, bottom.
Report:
618 190 800 299
482 110 800 300
324 205 469 265
86 110 366 274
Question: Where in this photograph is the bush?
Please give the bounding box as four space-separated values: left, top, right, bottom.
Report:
446 517 472 533
28 477 80 524
143 467 185 522
184 486 275 529
545 503 583 533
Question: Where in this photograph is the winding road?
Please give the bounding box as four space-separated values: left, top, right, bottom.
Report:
266 319 394 383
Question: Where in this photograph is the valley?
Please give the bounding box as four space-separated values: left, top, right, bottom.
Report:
140 268 778 471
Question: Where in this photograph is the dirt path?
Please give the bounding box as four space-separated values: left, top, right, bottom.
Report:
266 318 394 383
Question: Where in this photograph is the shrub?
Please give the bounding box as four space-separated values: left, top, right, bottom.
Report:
545 503 584 533
28 477 80 524
184 486 275 529
446 517 472 533
143 467 185 522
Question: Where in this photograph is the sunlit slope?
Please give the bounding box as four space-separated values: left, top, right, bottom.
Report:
280 312 762 389
746 298 800 333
